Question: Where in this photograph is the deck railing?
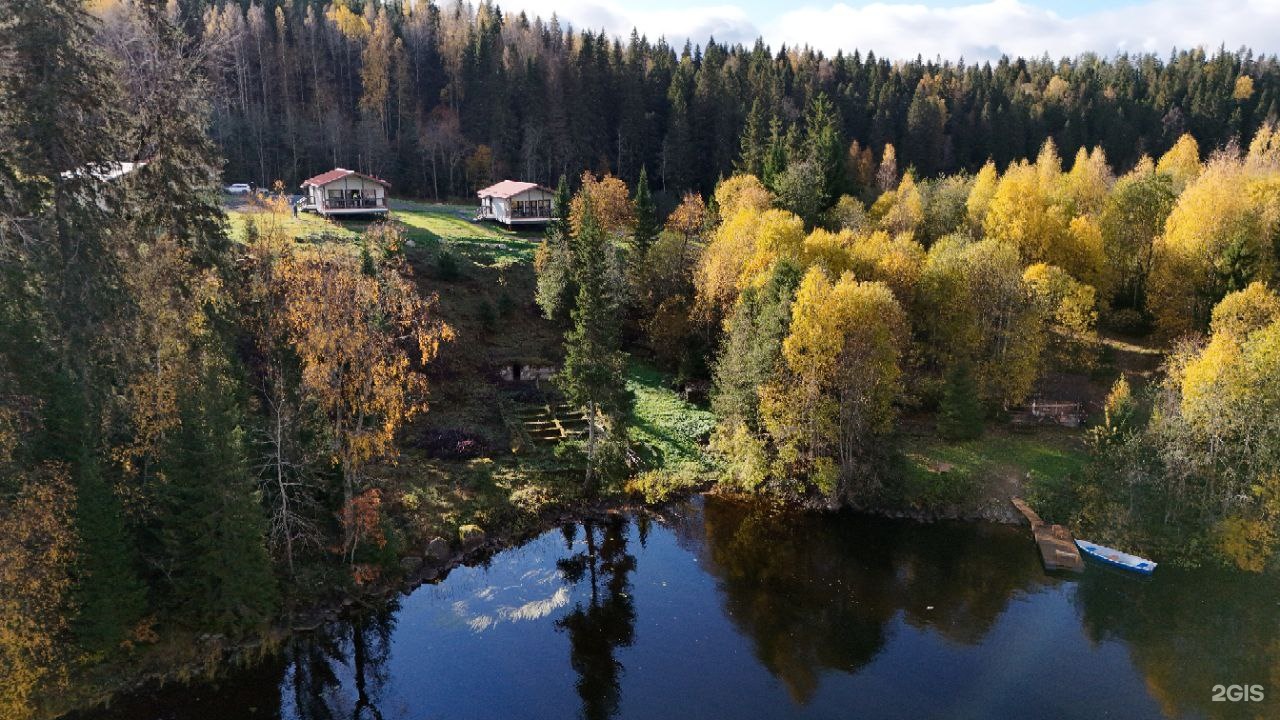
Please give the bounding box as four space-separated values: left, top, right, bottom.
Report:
511 205 552 219
322 197 386 210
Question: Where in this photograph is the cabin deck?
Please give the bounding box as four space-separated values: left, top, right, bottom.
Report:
1011 497 1085 572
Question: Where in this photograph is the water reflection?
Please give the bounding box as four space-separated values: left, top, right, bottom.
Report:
687 500 1053 702
555 516 638 720
1076 567 1280 720
281 606 396 720
65 498 1280 720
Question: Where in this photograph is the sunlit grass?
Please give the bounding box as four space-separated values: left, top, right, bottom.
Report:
626 362 716 470
225 205 358 244
897 430 1090 509
225 198 541 269
391 206 542 268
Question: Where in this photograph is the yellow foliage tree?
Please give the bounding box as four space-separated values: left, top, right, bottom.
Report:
714 174 774 216
694 207 805 323
1062 146 1113 217
965 160 999 234
919 238 1046 407
870 171 924 236
571 172 635 236
761 268 906 497
111 237 223 479
1158 303 1280 569
801 227 856 275
844 231 926 306
1245 120 1280 172
739 209 807 287
1149 156 1278 336
1024 262 1098 368
278 243 451 560
1209 282 1280 342
983 159 1071 267
0 464 75 719
1155 133 1202 192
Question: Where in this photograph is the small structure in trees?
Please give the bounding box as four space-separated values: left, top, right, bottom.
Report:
299 168 390 216
476 180 554 225
498 362 557 384
1010 399 1086 427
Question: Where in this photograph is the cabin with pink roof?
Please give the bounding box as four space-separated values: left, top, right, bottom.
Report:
299 168 390 216
476 180 554 225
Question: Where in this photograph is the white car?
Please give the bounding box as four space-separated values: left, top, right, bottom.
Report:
224 183 252 194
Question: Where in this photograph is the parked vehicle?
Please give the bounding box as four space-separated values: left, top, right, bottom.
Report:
224 182 252 194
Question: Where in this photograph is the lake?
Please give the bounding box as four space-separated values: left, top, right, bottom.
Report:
74 497 1279 720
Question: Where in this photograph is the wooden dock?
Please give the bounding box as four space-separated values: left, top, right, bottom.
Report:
1011 497 1084 573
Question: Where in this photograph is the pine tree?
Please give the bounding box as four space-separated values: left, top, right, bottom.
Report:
72 457 147 652
631 166 658 259
737 98 767 177
762 115 789 189
804 92 844 206
535 176 575 320
937 359 984 441
557 198 629 492
157 350 277 633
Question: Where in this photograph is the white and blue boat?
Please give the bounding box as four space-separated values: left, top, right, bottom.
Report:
1075 540 1157 575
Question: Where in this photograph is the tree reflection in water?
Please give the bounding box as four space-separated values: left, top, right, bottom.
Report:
555 515 638 720
1076 566 1280 720
691 498 1052 703
284 604 396 720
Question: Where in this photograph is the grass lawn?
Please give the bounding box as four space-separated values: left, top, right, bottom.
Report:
896 429 1089 510
225 198 541 268
626 362 716 471
226 206 359 243
391 206 542 268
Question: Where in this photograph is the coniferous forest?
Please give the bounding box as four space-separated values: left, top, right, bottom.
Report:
4 1 1280 719
187 0 1280 198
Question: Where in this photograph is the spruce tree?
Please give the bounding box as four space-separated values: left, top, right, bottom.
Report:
804 92 844 206
557 198 629 492
535 175 575 320
711 260 803 427
157 349 277 633
937 359 984 441
1 0 147 653
631 166 658 260
737 98 767 177
762 115 788 190
71 449 148 652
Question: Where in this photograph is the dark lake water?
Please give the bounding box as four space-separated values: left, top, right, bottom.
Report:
78 497 1279 720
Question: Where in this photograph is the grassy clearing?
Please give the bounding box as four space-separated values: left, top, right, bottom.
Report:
225 199 539 269
896 429 1089 510
626 362 716 469
392 206 542 268
226 206 359 244
623 362 718 502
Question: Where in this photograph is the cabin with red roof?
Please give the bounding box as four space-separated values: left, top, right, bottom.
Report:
299 168 390 216
476 180 554 225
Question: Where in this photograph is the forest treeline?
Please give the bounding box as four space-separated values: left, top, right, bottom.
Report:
1 2 448 716
5 0 1280 717
179 0 1279 198
535 105 1280 572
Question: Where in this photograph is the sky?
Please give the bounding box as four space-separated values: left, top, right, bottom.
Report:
501 0 1280 62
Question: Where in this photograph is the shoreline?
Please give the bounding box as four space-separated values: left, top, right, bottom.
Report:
44 487 1021 719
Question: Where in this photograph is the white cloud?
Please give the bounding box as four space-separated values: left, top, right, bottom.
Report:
775 0 1280 62
506 0 760 46
515 0 1280 62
